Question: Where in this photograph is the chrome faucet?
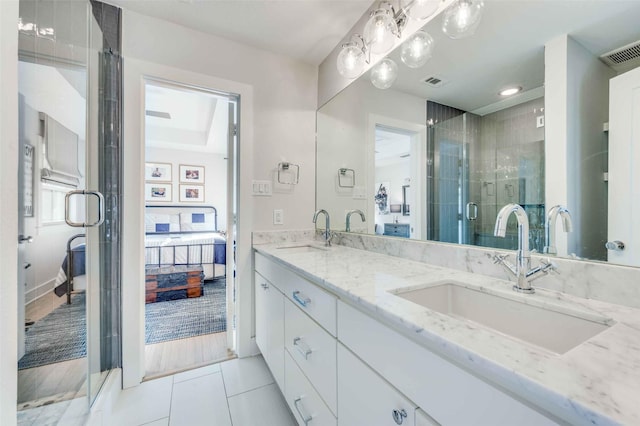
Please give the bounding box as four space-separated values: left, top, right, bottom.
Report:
493 203 554 294
312 209 332 246
345 209 365 232
544 205 573 254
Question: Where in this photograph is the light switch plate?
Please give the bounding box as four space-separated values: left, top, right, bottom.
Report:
273 209 283 225
252 180 272 196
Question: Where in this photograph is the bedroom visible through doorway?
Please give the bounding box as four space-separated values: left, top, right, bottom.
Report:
143 79 237 378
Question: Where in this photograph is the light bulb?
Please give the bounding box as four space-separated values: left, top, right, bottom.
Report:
337 41 366 79
442 0 484 40
370 58 398 90
401 0 440 21
364 5 399 55
400 30 434 68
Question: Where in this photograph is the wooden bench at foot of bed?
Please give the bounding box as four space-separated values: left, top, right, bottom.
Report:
145 265 204 303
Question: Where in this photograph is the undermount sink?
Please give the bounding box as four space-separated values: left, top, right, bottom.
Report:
275 244 327 253
393 282 612 354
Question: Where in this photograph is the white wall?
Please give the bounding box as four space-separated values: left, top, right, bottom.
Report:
317 78 425 232
145 147 228 231
19 61 88 304
0 1 19 424
120 9 318 387
545 35 615 259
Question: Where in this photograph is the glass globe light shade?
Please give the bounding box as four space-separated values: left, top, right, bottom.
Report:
442 0 484 40
400 30 434 68
337 43 366 79
364 7 399 55
401 0 440 21
370 58 398 90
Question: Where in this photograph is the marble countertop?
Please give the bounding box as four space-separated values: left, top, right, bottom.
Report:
254 240 640 426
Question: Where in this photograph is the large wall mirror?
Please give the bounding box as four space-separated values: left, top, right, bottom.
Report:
316 1 640 266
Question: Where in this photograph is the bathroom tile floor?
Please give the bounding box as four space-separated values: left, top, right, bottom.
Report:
18 355 296 426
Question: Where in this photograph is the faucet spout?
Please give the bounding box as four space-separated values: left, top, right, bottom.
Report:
313 209 332 246
493 203 535 293
345 209 366 232
544 205 573 254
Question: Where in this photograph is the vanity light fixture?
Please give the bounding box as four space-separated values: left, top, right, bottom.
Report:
364 2 404 55
499 86 522 97
442 0 485 39
370 58 399 89
400 0 440 21
400 30 434 68
337 34 368 79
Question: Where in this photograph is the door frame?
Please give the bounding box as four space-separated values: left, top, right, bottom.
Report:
122 58 254 388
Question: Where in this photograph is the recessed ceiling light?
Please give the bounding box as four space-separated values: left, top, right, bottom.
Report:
499 86 522 97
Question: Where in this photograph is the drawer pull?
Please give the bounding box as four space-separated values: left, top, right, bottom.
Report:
294 397 313 425
293 337 312 359
293 291 311 307
261 282 268 289
392 408 407 425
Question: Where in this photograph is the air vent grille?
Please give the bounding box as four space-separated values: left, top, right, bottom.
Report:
422 75 448 87
601 40 640 71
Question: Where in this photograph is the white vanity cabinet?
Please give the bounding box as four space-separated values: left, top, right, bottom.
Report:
254 271 285 389
337 343 420 426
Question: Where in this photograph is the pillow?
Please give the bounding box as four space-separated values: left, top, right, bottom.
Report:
145 214 180 233
180 212 215 231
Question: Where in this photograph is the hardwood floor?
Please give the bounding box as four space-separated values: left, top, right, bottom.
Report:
144 332 234 379
19 293 87 409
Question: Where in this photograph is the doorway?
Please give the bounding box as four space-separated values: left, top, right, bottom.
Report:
142 79 238 378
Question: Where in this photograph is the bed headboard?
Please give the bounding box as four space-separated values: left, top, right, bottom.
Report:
145 205 218 235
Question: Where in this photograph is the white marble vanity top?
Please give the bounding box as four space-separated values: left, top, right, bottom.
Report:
254 240 640 425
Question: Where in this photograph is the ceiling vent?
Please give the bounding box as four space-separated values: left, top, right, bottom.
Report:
422 75 448 88
600 40 640 72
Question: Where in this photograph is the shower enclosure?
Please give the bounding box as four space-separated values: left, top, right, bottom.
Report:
17 0 121 417
426 99 545 252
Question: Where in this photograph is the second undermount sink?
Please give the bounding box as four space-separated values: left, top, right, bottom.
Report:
393 282 612 354
275 244 327 253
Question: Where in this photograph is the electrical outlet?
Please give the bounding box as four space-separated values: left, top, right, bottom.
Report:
273 209 284 225
536 116 545 128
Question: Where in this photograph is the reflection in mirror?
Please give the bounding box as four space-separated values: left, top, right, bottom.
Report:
316 1 640 266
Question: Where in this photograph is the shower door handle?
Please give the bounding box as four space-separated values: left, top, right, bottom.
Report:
466 202 478 221
65 190 105 227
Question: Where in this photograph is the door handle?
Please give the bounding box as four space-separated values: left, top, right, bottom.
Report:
466 202 478 221
18 235 34 244
65 190 105 227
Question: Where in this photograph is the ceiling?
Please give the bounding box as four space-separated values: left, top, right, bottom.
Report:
106 0 374 65
385 0 640 113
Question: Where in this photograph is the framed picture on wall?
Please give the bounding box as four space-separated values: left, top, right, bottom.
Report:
145 162 172 182
145 183 172 202
179 164 205 184
180 184 205 202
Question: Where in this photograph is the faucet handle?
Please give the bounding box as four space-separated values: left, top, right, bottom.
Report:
539 258 558 274
493 252 509 264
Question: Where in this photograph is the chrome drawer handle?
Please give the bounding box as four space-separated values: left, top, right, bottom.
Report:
294 397 312 425
293 337 312 359
293 291 311 307
392 408 407 425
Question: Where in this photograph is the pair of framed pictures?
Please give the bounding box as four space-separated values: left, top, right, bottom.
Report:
144 163 205 202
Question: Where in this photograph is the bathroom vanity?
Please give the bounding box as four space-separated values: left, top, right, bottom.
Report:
253 237 640 426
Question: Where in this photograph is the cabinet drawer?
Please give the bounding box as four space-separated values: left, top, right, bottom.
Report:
285 301 337 415
337 301 559 426
285 351 337 426
337 343 417 426
256 252 336 336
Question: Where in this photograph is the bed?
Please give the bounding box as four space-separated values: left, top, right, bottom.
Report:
144 205 226 280
53 234 86 303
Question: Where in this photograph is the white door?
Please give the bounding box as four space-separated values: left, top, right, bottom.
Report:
608 66 640 266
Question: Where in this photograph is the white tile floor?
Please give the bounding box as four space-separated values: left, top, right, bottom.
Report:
17 355 296 426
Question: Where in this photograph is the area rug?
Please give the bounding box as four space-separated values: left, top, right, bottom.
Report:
145 277 227 345
18 293 86 370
